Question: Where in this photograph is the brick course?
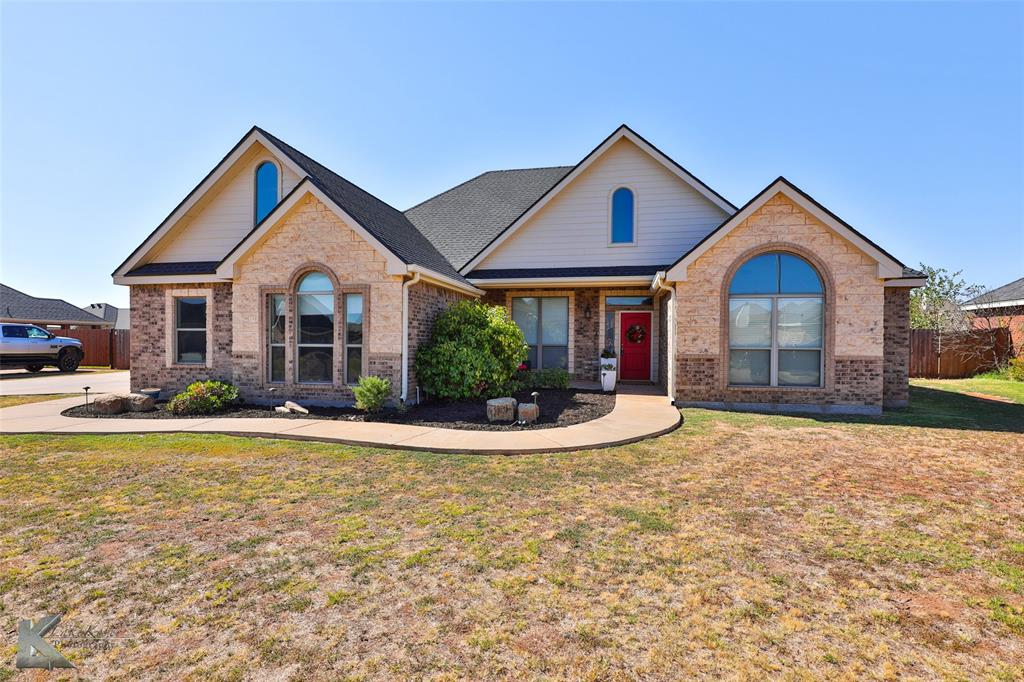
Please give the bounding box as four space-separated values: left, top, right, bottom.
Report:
883 287 911 407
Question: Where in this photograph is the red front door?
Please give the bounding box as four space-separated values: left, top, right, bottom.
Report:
619 312 652 381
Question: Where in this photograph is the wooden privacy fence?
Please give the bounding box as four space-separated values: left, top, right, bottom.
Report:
909 328 1010 379
59 328 131 369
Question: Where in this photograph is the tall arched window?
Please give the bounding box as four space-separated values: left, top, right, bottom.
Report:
728 252 824 387
610 187 635 244
255 161 279 224
296 272 334 383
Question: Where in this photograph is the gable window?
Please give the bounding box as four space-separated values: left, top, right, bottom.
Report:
728 253 823 387
175 296 207 364
610 187 635 244
267 294 286 382
512 297 569 370
296 272 334 383
255 161 279 224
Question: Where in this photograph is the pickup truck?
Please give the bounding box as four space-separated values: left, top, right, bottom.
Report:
0 323 83 372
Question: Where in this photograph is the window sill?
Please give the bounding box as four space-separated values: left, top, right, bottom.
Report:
726 384 826 391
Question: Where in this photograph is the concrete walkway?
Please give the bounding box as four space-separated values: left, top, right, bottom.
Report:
0 369 130 396
0 391 682 454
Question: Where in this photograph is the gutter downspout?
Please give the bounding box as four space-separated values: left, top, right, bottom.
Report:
653 272 676 404
400 271 422 404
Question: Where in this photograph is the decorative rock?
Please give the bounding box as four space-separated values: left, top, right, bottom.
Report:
92 394 127 415
284 400 309 415
517 402 539 424
125 393 156 412
274 406 292 414
486 397 517 422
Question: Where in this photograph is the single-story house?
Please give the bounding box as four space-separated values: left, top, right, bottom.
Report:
113 125 925 414
1 283 110 329
962 276 1024 357
82 302 131 330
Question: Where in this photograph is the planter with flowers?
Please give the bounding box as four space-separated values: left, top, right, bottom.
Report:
600 362 617 392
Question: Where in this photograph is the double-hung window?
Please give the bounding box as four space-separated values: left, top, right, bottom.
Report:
174 297 207 364
512 296 569 370
728 253 824 387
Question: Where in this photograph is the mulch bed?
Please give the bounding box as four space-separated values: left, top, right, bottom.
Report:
60 389 615 431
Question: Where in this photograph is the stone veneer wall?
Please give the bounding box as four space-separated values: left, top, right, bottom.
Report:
673 192 887 413
129 283 234 395
883 287 911 407
407 280 471 402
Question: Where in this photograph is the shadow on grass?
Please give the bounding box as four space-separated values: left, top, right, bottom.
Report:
812 386 1024 433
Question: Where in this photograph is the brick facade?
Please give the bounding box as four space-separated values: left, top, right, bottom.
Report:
883 287 911 407
407 280 471 402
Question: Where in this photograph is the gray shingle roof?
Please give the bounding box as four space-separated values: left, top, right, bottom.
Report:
965 276 1024 306
82 303 131 329
1 284 108 326
255 128 469 285
901 266 926 279
127 261 219 276
467 265 668 279
404 166 573 270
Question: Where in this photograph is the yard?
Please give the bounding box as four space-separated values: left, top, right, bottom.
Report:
0 382 1022 680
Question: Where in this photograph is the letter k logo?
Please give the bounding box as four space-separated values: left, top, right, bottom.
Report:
16 615 74 669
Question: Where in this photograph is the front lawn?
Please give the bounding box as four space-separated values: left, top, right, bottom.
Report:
0 387 1022 679
911 374 1024 405
0 393 76 409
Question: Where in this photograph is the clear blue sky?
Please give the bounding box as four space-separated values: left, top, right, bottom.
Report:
2 1 1021 309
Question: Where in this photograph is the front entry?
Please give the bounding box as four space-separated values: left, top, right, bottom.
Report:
619 311 652 381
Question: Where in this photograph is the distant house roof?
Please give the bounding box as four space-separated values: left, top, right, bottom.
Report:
82 302 130 329
405 166 573 270
1 284 109 326
963 276 1024 310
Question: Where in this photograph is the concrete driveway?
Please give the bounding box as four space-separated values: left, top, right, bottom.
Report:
0 368 130 396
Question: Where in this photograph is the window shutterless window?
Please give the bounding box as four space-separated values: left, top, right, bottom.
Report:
512 297 569 370
728 253 823 387
344 293 363 384
254 161 279 224
174 297 207 364
267 294 285 382
296 273 334 383
610 187 635 244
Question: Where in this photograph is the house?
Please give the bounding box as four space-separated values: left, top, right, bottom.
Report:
113 125 925 414
82 303 131 330
962 276 1024 357
1 283 110 329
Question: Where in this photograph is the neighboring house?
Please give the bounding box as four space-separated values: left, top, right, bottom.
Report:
82 302 131 330
962 276 1024 357
1 283 109 329
113 125 925 414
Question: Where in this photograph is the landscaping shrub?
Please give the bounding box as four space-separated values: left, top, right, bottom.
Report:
1009 356 1024 382
166 380 239 415
353 375 391 412
521 367 570 390
415 300 527 401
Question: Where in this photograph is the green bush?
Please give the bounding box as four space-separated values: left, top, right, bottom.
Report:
415 300 527 401
353 375 391 412
1009 357 1024 382
521 367 570 390
166 380 239 415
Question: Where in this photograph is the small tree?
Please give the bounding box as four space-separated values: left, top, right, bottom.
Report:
910 264 983 332
415 300 527 401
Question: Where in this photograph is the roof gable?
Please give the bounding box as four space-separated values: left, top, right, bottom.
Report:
458 124 736 274
665 177 906 281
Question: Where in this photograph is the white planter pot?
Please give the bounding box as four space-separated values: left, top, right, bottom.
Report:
601 357 617 371
601 370 617 392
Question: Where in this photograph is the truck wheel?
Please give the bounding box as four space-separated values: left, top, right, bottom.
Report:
57 350 81 373
26 364 44 373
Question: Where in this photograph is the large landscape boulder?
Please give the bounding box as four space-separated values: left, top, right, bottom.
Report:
486 397 517 422
125 393 156 412
92 394 127 415
517 402 539 424
284 401 309 415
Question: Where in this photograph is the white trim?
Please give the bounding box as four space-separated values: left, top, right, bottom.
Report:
215 182 407 278
407 266 484 297
460 126 734 273
665 180 905 281
652 272 675 401
884 278 927 288
470 275 655 288
114 274 228 286
962 298 1024 311
114 129 308 278
608 186 638 247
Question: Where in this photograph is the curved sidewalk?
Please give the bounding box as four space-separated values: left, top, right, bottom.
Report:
0 392 682 454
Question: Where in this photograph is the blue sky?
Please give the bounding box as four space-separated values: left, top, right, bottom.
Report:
2 1 1021 308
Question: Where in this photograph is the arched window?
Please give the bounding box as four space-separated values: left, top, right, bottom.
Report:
610 187 635 244
728 252 824 387
296 272 334 383
255 161 279 224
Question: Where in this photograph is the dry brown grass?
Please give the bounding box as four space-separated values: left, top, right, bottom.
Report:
1 387 1022 680
0 394 76 409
